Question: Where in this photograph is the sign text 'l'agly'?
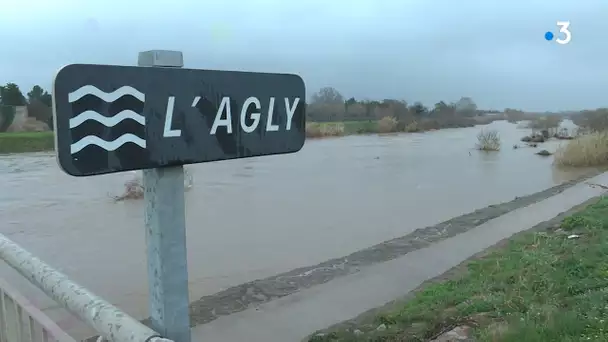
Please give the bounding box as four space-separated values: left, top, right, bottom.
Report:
162 96 301 137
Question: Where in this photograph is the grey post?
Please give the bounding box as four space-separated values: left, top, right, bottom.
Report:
138 50 191 342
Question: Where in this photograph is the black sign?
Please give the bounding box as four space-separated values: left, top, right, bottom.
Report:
52 64 306 177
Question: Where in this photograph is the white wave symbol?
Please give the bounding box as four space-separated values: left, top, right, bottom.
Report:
70 134 146 154
69 110 145 128
68 85 145 103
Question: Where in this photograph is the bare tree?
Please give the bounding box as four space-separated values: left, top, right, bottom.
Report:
455 97 477 117
577 109 608 132
311 87 344 105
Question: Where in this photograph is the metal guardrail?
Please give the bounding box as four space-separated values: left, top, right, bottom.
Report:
0 277 76 342
0 233 174 342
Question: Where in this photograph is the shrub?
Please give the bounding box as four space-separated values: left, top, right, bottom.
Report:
27 100 53 127
321 122 345 136
306 122 323 137
418 119 441 131
305 122 345 138
476 129 501 151
404 121 419 132
376 116 398 133
553 131 608 167
526 116 562 136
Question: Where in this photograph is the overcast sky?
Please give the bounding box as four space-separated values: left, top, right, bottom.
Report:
0 0 606 111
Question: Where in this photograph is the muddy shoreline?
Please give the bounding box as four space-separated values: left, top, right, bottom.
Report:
177 170 602 328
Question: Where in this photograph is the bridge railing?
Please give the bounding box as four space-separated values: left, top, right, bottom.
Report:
0 277 76 342
0 233 173 342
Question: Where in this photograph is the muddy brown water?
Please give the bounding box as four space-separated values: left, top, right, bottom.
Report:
0 120 590 338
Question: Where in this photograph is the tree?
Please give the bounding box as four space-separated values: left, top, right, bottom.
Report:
409 102 427 116
27 99 53 127
379 99 410 123
0 83 26 106
454 97 477 117
344 97 360 118
575 109 608 133
434 101 448 112
361 100 380 119
373 105 394 120
432 101 455 117
345 97 357 107
504 108 525 122
345 102 366 119
311 87 344 105
433 101 453 114
27 85 52 107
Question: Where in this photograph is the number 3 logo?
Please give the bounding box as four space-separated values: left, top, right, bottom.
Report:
556 21 572 45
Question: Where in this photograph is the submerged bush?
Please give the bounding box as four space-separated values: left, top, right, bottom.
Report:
305 122 345 138
404 121 419 132
476 129 501 151
305 122 323 137
113 169 194 201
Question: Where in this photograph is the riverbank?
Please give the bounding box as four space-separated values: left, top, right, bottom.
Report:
0 131 54 154
306 116 502 138
0 117 502 154
307 194 608 342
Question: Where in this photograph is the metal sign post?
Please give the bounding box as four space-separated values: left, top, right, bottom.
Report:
138 50 190 342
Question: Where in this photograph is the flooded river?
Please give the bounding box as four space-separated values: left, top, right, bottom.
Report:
0 120 591 338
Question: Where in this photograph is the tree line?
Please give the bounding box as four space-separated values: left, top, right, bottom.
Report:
304 86 508 133
307 86 487 123
0 82 53 129
0 82 507 133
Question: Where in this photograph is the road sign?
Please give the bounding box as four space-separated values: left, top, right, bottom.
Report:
52 63 306 176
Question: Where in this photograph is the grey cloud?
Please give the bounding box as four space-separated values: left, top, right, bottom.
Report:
0 0 607 111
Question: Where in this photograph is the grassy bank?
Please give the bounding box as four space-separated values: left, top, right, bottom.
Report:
0 131 54 153
309 196 608 341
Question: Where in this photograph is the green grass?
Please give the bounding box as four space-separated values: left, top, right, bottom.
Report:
309 196 608 342
0 131 55 153
341 121 378 134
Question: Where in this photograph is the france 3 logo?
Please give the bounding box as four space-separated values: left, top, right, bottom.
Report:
544 21 571 45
